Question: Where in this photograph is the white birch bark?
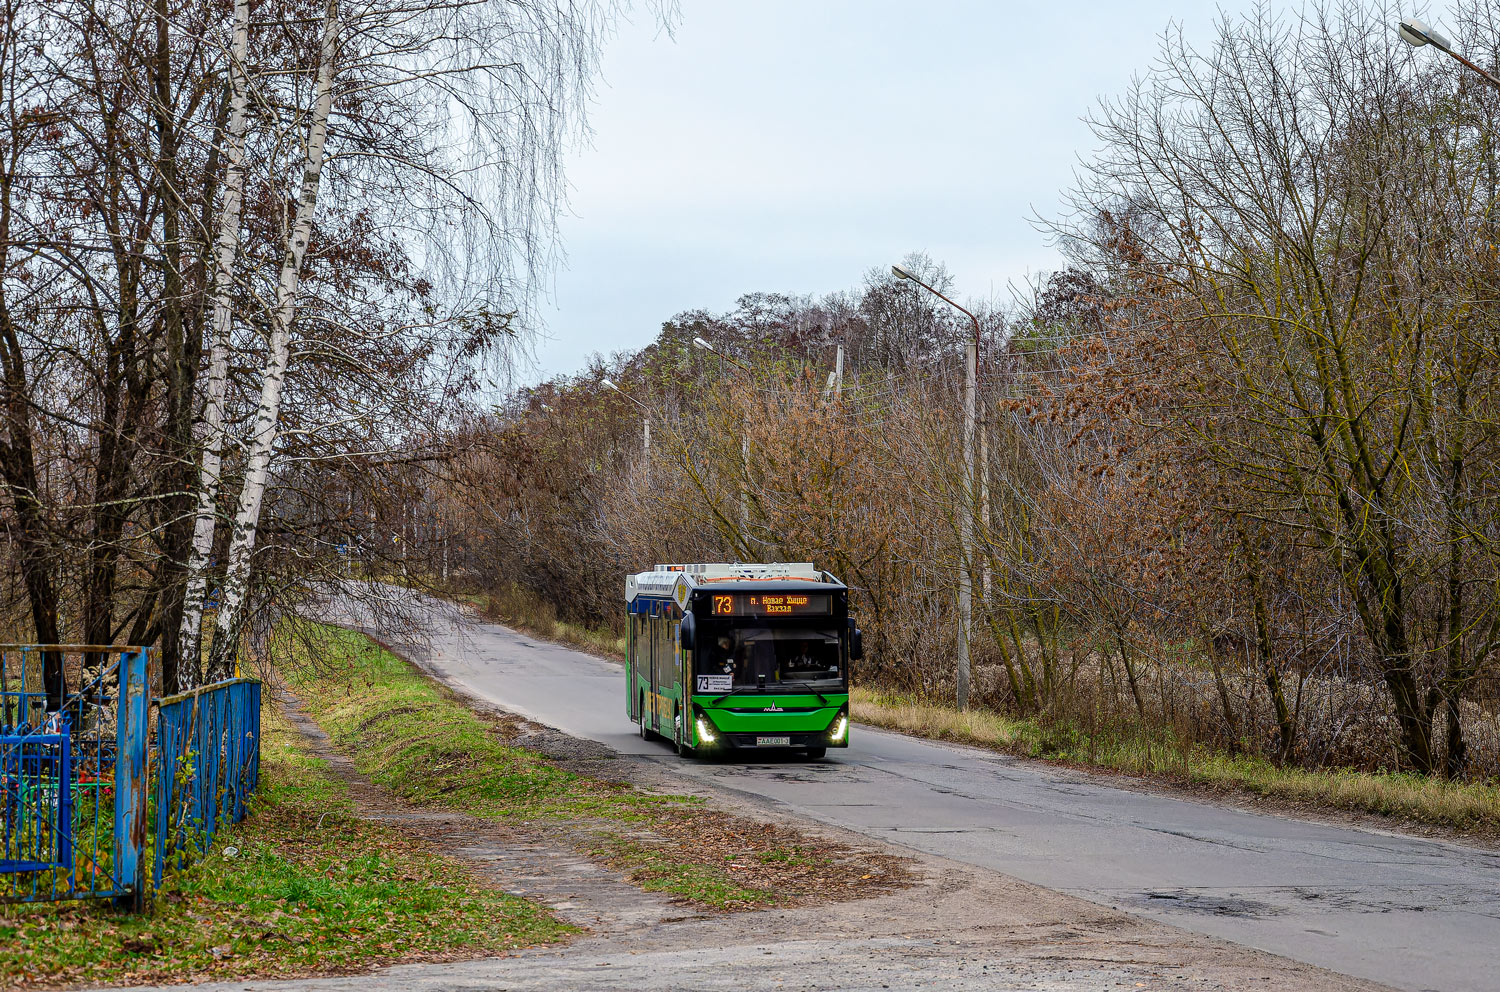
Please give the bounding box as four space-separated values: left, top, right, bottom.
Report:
177 0 251 683
208 0 339 678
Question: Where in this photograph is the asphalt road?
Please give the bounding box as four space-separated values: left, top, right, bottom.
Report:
341 592 1500 992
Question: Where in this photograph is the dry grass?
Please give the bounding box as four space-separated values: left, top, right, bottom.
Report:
854 688 1500 836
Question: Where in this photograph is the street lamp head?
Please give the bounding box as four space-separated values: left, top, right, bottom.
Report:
692 336 715 352
600 377 620 393
891 264 913 281
1399 16 1451 51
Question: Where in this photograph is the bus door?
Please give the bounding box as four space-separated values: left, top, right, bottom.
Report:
647 606 658 732
670 617 681 736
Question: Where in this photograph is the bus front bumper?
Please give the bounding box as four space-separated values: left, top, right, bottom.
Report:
718 732 849 749
693 705 849 750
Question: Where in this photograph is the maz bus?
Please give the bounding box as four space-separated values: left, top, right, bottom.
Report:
625 563 862 759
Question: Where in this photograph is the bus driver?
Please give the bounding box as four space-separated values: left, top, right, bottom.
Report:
709 634 737 675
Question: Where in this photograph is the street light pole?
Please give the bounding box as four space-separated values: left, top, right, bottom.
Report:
692 336 752 372
1400 16 1500 88
892 263 979 711
601 378 651 455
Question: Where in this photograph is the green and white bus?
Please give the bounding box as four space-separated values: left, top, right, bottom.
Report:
625 563 862 759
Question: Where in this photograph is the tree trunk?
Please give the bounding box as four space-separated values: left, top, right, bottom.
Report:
982 608 1027 711
0 325 62 706
1112 622 1146 720
1443 691 1466 780
179 0 252 686
1200 624 1241 754
152 0 197 692
1237 518 1294 764
1374 567 1432 773
0 32 62 705
209 0 339 678
1440 436 1468 780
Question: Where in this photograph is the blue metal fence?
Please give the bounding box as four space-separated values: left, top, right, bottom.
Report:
0 646 151 905
0 734 71 874
153 679 261 888
1 649 261 908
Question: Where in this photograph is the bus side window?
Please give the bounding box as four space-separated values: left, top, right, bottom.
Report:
627 615 637 719
647 616 656 689
657 617 669 689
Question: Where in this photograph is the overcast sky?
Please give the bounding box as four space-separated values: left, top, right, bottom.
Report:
522 1 1437 382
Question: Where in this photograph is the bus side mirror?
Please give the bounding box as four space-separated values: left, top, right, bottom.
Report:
849 623 864 661
679 612 695 651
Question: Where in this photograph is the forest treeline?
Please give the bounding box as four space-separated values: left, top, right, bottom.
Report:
430 3 1500 779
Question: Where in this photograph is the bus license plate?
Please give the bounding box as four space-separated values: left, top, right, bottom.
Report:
756 736 791 746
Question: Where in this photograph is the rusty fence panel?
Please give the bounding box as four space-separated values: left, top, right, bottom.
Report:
0 646 152 905
153 679 261 889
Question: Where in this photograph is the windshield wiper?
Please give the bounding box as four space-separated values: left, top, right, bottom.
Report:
710 687 758 705
710 681 832 706
766 681 830 705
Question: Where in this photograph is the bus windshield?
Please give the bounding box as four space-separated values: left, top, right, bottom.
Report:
696 626 843 691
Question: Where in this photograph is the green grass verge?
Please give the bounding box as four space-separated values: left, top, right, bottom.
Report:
282 623 681 823
0 707 570 990
853 688 1500 834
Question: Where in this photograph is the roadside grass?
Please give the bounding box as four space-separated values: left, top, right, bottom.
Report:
462 582 626 659
283 623 677 823
282 620 912 911
0 706 569 991
853 688 1500 835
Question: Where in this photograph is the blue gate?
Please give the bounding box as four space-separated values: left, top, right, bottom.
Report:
153 679 261 888
0 646 152 906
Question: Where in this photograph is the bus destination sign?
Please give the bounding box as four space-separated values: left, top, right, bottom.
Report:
710 593 831 616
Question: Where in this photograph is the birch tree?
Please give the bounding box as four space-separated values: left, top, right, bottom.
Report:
170 0 251 688
192 0 666 675
181 0 274 683
208 0 338 679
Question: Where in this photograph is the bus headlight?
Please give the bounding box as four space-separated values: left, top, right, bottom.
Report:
695 717 718 744
829 714 848 743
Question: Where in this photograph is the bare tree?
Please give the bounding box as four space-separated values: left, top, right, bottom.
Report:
1059 1 1500 772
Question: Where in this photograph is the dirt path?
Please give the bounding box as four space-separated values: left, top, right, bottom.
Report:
140 694 1396 992
280 693 684 934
